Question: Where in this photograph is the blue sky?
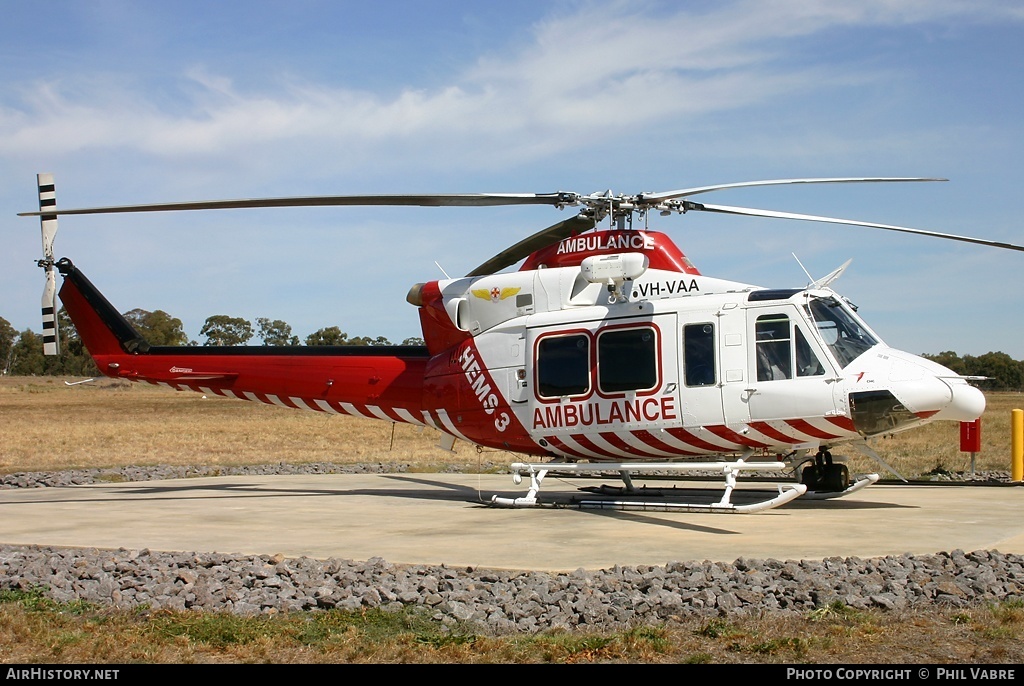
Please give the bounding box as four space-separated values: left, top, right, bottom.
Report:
2 0 1023 358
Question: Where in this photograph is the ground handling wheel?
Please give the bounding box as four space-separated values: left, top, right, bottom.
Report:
800 451 850 493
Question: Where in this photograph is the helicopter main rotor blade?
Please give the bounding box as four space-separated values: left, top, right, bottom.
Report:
689 202 1024 253
18 192 579 217
467 213 597 277
641 177 946 203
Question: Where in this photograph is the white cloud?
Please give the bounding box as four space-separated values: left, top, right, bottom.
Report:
4 0 1019 169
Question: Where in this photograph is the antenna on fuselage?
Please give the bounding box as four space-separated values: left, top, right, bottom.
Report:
792 253 814 287
792 253 853 289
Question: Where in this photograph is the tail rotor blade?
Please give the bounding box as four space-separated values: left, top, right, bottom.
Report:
41 266 59 355
38 173 57 260
36 173 60 356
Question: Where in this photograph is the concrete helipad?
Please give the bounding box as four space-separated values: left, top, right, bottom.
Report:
0 473 1022 571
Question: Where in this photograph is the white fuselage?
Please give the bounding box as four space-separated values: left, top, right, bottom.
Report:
437 260 983 461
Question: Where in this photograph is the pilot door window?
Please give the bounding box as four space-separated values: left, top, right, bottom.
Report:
596 327 658 394
755 314 825 381
805 296 880 369
683 323 716 387
536 334 590 398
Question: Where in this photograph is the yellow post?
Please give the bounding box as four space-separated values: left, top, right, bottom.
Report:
1013 409 1024 482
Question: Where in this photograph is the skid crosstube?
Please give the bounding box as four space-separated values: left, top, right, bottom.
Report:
489 459 812 513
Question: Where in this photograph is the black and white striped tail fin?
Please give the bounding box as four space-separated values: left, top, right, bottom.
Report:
37 173 60 356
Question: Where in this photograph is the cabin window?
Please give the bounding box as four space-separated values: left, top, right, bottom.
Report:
684 323 716 387
597 327 658 393
537 334 590 397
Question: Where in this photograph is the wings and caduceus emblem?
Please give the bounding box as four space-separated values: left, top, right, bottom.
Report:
472 286 521 303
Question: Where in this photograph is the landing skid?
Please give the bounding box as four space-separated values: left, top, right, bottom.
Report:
802 472 879 500
489 459 807 513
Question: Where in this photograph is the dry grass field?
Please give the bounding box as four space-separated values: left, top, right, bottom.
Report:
1 374 1021 479
0 375 468 475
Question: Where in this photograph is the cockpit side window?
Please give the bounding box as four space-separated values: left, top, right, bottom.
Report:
795 325 825 377
755 314 827 381
806 296 879 369
755 314 792 381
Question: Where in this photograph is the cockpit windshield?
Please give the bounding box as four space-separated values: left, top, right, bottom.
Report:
805 295 879 369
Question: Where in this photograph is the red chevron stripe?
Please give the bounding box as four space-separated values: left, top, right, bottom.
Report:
632 429 702 456
275 395 302 410
784 418 841 439
704 425 770 449
347 403 375 419
374 406 407 423
571 432 614 458
421 408 440 428
826 415 856 432
597 431 663 458
747 421 803 444
295 397 326 412
665 427 731 452
542 435 589 459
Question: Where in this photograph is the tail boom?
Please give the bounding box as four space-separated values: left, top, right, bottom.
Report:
56 258 431 425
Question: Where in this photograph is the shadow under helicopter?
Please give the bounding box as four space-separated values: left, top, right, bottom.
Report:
0 472 912 527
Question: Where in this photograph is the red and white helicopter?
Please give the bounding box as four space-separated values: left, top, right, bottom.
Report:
22 174 1023 513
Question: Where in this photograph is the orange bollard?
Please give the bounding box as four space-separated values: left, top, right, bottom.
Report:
1013 409 1023 482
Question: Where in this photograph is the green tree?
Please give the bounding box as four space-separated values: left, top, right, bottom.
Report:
924 350 1024 391
305 326 348 346
969 352 1024 392
200 315 253 346
401 336 425 346
8 329 45 375
256 318 300 346
345 335 392 346
0 316 16 374
304 328 394 346
123 308 189 346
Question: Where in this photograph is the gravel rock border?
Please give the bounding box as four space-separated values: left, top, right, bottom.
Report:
2 545 1022 635
1 464 1021 635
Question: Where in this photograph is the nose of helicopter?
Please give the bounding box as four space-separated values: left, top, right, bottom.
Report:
882 349 985 422
931 377 986 421
848 349 985 436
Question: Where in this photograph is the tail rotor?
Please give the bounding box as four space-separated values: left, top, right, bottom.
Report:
36 173 60 356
